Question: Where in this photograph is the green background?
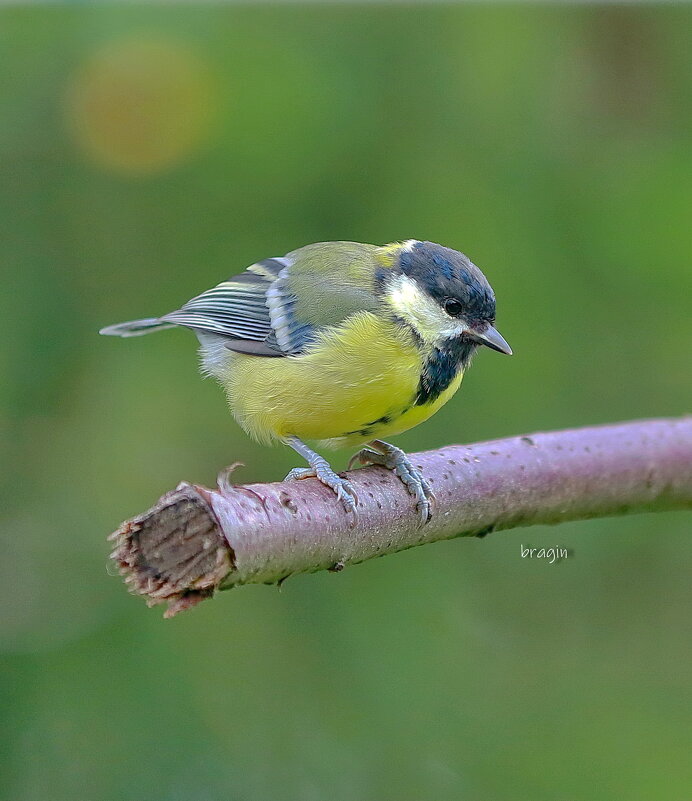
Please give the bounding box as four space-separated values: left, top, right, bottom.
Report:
1 5 690 800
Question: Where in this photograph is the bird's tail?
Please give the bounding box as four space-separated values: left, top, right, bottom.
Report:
99 317 175 338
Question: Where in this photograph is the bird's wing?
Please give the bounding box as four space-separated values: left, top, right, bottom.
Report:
160 242 382 357
160 257 286 355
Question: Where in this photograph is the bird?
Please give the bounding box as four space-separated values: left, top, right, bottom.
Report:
100 239 512 521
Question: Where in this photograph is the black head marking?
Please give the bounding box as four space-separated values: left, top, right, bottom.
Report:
398 241 496 325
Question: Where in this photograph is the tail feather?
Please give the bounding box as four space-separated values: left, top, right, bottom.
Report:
99 317 175 338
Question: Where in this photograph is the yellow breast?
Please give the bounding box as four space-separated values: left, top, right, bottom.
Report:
219 311 464 448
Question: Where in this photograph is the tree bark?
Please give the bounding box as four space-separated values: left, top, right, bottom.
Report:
109 417 692 617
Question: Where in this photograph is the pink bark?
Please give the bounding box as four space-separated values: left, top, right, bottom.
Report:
109 417 692 616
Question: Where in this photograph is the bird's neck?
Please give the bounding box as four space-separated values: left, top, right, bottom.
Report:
415 336 478 406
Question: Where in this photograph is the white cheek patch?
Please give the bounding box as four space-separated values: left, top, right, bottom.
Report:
386 274 468 343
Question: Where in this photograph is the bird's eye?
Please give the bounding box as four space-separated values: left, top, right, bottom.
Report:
444 299 463 317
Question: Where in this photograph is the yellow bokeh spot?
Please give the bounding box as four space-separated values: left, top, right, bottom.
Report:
66 36 216 176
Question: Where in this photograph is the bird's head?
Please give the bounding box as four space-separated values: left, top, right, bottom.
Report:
378 240 512 356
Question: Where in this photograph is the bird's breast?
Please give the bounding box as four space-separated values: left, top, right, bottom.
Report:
217 312 466 447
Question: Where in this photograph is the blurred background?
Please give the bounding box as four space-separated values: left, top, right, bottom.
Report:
1 4 690 800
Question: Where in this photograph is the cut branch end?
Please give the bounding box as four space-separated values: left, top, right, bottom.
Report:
110 482 233 617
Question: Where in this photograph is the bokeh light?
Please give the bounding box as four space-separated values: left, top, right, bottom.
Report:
65 35 216 175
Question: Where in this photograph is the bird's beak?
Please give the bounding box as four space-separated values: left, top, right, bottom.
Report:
472 325 513 355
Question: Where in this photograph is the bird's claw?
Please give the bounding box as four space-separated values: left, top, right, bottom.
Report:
350 444 434 523
284 463 358 515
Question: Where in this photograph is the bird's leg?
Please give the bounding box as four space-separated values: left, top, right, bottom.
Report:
349 439 434 522
283 436 358 515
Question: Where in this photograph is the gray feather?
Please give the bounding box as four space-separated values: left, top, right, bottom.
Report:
157 257 290 345
99 318 174 337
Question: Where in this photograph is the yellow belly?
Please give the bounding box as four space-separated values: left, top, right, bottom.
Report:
219 311 464 448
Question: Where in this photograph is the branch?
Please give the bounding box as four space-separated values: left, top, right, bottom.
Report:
109 417 692 617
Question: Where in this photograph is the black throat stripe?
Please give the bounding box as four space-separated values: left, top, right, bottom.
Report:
415 338 477 406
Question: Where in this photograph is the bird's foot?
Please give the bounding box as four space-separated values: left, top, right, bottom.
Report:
284 461 358 515
349 440 434 523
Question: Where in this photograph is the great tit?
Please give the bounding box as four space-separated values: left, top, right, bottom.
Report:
101 240 511 520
